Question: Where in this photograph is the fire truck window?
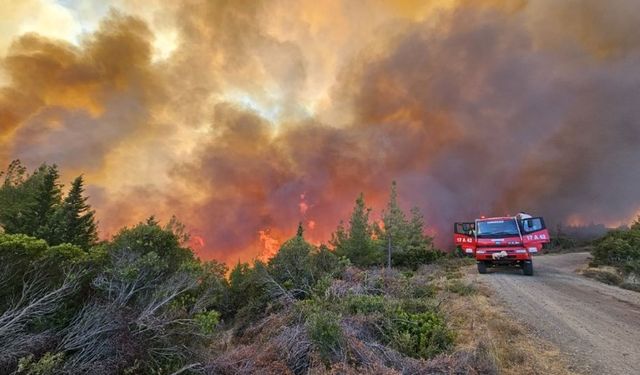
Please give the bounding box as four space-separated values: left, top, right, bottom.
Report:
524 218 542 232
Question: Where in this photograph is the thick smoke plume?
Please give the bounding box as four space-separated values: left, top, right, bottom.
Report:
2 0 640 262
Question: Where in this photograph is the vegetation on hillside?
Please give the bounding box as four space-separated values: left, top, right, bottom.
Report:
588 218 640 290
0 161 497 373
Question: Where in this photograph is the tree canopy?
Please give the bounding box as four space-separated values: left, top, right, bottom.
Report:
0 161 98 250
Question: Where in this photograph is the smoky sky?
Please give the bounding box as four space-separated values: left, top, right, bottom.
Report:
1 0 640 262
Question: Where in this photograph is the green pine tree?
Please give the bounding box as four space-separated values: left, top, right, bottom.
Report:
333 193 381 267
268 222 315 296
54 176 98 249
32 165 63 241
0 162 62 240
379 181 439 268
381 181 410 255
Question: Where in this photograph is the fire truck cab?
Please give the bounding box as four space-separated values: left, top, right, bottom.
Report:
454 216 550 275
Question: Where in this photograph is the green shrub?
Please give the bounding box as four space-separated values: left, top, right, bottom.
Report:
195 310 221 334
393 248 443 270
311 245 344 279
592 224 640 282
592 237 636 267
411 283 436 299
623 259 640 275
17 352 64 375
398 298 433 314
346 295 387 314
620 282 640 292
386 308 453 359
306 311 344 362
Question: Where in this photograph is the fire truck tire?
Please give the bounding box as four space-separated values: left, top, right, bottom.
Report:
477 261 487 274
523 261 534 276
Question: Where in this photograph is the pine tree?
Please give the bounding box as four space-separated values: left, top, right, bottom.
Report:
31 165 63 241
54 176 98 249
401 206 439 267
379 181 439 268
0 163 62 239
1 160 27 187
381 181 410 253
0 160 30 233
333 193 381 267
268 222 315 296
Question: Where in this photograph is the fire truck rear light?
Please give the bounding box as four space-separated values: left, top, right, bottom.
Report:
465 248 473 253
528 247 537 253
476 250 485 254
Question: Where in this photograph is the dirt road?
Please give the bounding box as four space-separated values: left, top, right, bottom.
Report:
473 252 640 375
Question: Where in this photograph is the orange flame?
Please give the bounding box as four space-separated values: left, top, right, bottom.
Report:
258 228 280 259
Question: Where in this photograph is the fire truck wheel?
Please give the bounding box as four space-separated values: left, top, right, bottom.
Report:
477 261 487 274
523 261 534 276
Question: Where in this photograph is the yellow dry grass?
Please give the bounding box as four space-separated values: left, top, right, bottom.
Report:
440 271 578 375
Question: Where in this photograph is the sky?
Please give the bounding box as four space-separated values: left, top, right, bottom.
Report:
1 0 640 262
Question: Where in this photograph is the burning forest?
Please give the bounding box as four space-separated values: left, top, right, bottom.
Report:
3 2 640 374
2 0 640 262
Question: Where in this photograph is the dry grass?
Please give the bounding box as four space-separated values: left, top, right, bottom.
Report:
442 270 577 375
580 266 623 286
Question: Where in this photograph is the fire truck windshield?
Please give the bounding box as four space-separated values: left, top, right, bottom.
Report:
476 219 519 238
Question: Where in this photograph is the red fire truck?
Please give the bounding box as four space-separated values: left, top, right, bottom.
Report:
454 215 550 275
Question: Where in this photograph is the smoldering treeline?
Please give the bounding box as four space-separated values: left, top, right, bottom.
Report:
1 0 640 261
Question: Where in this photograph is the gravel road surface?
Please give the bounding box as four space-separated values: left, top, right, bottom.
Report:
473 252 640 375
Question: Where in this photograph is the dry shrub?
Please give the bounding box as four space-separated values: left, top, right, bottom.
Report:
582 267 623 285
424 342 498 375
235 309 294 344
205 344 292 375
326 279 367 300
416 263 438 276
342 267 365 283
207 304 313 375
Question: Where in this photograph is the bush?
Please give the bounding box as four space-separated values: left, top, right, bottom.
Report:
591 223 640 283
195 310 221 334
346 295 387 315
306 311 344 362
311 245 344 279
582 268 622 285
393 248 443 270
592 237 636 267
386 308 454 359
410 283 436 299
16 352 64 375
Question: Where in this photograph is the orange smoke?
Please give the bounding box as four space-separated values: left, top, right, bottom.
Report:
191 235 206 248
2 1 640 263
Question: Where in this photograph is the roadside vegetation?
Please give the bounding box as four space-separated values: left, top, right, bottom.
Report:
0 160 572 374
584 218 640 291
